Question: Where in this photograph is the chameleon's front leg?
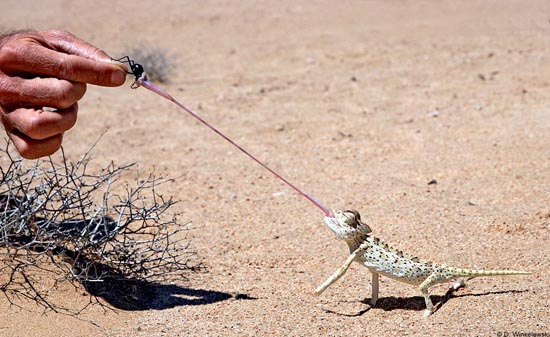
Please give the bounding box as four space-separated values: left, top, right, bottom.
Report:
314 245 366 295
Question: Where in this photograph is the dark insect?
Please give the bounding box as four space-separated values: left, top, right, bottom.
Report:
112 56 147 89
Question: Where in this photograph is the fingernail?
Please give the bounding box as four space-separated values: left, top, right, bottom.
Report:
111 70 126 85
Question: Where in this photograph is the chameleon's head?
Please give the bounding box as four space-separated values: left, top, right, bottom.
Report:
324 209 372 242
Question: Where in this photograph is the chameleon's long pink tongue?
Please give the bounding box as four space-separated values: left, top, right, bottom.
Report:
139 79 334 217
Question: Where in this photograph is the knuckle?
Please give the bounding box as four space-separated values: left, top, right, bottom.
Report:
21 143 60 159
17 145 41 159
0 76 12 98
26 105 77 138
54 54 72 80
64 104 78 129
44 29 73 40
15 145 34 159
9 135 35 159
74 82 87 100
48 135 63 152
0 41 20 67
54 81 77 108
18 134 63 159
26 114 47 137
93 69 104 85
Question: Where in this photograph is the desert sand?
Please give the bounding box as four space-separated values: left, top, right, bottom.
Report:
0 1 549 336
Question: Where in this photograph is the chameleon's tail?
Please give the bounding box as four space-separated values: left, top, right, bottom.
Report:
450 267 531 278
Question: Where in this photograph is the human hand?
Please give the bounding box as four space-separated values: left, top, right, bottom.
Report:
0 30 127 159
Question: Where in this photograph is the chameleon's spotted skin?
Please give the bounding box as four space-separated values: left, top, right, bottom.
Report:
315 209 531 317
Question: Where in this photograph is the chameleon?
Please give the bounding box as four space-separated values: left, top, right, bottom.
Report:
314 209 531 317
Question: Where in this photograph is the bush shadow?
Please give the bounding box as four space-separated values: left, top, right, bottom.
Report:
83 278 251 311
76 255 255 311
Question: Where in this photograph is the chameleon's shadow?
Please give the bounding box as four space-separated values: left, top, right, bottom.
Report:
83 278 256 311
323 287 528 317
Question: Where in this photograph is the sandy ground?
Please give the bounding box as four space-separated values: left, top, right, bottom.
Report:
1 0 549 336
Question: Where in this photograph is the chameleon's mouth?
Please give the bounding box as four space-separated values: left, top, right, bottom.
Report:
324 216 343 237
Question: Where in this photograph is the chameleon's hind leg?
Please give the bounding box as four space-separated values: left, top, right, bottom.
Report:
451 278 465 290
418 272 444 318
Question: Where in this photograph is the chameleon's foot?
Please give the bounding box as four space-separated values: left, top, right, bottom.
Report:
452 278 465 290
423 309 433 318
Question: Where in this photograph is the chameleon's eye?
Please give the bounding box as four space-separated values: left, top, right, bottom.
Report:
344 210 359 220
343 210 359 227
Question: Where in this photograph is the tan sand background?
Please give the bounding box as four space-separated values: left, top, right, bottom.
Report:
0 0 549 336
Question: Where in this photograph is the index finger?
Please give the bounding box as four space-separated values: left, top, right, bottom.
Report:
41 30 115 63
1 30 128 86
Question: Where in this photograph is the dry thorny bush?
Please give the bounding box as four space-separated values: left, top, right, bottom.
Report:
122 44 175 83
0 141 203 314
